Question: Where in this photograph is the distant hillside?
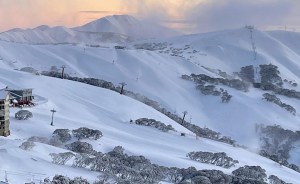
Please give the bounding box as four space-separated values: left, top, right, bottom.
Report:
0 15 179 44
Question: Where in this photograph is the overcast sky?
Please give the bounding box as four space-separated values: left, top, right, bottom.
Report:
0 0 299 33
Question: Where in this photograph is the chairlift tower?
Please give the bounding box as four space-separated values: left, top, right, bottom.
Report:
61 65 66 79
50 109 56 126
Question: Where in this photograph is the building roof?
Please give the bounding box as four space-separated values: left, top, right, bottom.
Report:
5 87 33 91
0 90 9 100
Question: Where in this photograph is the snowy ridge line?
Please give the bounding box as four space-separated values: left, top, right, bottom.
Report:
0 15 179 44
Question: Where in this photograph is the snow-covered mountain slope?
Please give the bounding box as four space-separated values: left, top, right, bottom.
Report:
3 27 300 182
74 15 179 39
267 30 300 55
0 68 300 183
0 15 179 44
2 28 300 148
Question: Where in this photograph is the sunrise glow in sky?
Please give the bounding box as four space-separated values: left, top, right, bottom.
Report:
1 0 300 33
0 0 201 32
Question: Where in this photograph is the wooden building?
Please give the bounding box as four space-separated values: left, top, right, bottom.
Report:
0 91 10 137
5 88 34 106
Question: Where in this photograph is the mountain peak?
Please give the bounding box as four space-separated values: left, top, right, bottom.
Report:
104 14 139 25
0 14 179 44
73 14 179 39
34 25 50 31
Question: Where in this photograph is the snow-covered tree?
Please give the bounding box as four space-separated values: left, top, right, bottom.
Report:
19 141 35 151
50 152 75 165
72 127 103 140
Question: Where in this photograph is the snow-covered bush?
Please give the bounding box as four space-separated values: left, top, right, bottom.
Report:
71 146 274 184
66 141 95 154
232 165 267 182
263 93 296 115
27 135 65 148
73 146 164 184
50 152 75 165
41 71 115 90
73 153 95 168
53 129 72 143
51 175 71 184
187 151 238 168
134 42 168 51
258 125 299 160
135 118 175 132
187 73 250 92
48 136 64 147
15 110 33 120
239 65 254 83
19 141 35 150
164 167 232 184
50 66 59 72
20 67 39 74
221 91 232 103
190 176 211 184
197 85 221 96
92 173 114 184
44 175 90 184
259 150 289 166
27 136 48 144
72 127 103 140
260 64 283 89
258 125 300 174
268 175 289 184
122 91 161 110
70 177 90 184
287 164 300 173
76 78 115 89
41 71 70 79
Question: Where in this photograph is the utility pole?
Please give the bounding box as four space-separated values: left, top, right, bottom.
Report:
5 171 8 183
61 65 66 79
31 175 35 183
119 82 127 95
252 44 257 60
182 111 188 125
246 26 257 61
50 109 56 126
